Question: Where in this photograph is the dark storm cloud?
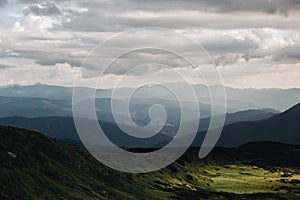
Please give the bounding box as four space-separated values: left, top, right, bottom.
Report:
16 50 84 67
2 0 299 75
0 64 15 69
273 43 300 62
23 2 62 16
13 0 300 32
57 0 300 32
0 0 7 7
78 0 300 14
203 36 258 53
215 54 241 66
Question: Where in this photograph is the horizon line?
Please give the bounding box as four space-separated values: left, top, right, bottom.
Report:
0 82 299 90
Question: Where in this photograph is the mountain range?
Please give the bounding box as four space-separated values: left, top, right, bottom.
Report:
0 102 299 149
192 103 300 147
0 84 300 199
1 83 300 111
216 103 300 147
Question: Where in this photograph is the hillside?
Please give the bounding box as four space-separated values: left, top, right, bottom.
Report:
0 117 172 149
1 126 300 199
0 107 279 148
198 109 278 131
0 96 72 118
215 103 300 147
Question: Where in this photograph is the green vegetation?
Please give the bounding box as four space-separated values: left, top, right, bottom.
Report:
1 126 300 200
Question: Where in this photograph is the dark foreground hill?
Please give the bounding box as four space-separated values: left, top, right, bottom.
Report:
215 103 300 147
192 102 300 147
1 126 300 200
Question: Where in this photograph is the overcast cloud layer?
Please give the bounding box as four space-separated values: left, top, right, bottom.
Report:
0 0 299 88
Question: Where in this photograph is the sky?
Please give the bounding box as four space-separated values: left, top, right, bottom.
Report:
0 0 299 89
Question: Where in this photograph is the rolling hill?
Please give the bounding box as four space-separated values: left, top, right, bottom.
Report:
215 103 300 147
1 125 300 199
0 96 72 118
197 108 279 131
0 107 279 149
0 117 172 149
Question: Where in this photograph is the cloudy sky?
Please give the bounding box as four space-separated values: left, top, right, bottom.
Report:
0 0 299 88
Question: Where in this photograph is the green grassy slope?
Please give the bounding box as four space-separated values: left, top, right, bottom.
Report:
1 126 300 200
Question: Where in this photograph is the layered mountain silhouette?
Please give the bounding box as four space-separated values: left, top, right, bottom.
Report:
0 117 173 149
213 103 300 147
0 107 281 149
0 84 299 199
197 109 279 131
1 83 300 111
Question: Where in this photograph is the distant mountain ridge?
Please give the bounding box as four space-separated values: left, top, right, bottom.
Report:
0 96 72 118
215 103 300 147
198 109 279 131
0 107 280 148
0 116 172 149
1 83 300 111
